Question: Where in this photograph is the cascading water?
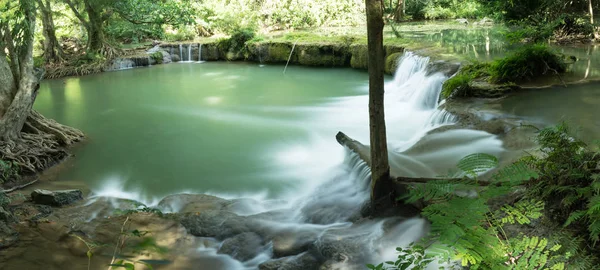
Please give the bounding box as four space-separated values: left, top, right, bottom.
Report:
179 44 183 62
83 51 504 269
198 44 205 63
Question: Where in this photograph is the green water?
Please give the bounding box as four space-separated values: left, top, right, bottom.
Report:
34 63 370 198
497 82 600 144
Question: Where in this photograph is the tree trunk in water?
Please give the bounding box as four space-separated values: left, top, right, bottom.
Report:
85 0 106 52
37 0 64 63
365 0 392 209
394 0 404 22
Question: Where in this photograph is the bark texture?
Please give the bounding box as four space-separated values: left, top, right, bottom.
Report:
0 0 84 177
394 0 404 22
37 0 65 63
365 0 392 208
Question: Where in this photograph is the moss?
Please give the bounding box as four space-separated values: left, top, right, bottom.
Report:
150 52 163 64
442 73 473 99
489 44 566 83
267 42 294 63
384 53 403 75
296 44 350 66
350 44 368 69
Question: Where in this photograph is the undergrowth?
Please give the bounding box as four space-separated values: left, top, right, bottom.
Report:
371 123 599 269
442 44 566 99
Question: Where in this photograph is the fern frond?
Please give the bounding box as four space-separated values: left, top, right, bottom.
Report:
457 153 498 177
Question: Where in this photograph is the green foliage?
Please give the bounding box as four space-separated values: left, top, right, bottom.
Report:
489 44 566 83
499 200 544 225
441 62 490 99
526 123 600 244
507 236 566 269
367 244 435 270
0 159 20 184
407 0 486 20
150 52 163 64
217 28 256 55
164 25 197 42
105 19 164 44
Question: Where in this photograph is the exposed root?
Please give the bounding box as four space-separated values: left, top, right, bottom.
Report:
0 110 84 174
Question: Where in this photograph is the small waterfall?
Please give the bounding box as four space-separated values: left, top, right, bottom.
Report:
198 44 203 62
387 52 447 110
188 44 192 62
179 44 183 62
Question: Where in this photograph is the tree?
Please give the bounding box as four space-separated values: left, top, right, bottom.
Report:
589 0 595 24
0 0 83 174
62 0 194 55
63 0 113 54
365 0 392 208
394 0 404 22
37 0 65 63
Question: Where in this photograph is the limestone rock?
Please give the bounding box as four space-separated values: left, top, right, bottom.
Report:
258 252 321 270
217 232 264 261
31 189 83 207
179 210 252 239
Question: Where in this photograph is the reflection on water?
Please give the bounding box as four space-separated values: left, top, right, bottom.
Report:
402 26 600 83
493 82 600 144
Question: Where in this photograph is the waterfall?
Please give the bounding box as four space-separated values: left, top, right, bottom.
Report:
188 44 192 62
198 44 204 62
90 51 504 269
179 44 183 62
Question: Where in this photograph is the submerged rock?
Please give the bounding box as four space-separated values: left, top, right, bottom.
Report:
259 252 321 270
179 210 252 239
218 232 264 261
158 193 229 213
31 189 83 207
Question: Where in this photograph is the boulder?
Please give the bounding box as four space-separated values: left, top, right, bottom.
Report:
179 210 252 239
31 189 83 206
258 252 321 270
171 54 181 62
218 232 264 261
158 194 229 213
349 44 368 70
272 229 318 257
384 53 403 75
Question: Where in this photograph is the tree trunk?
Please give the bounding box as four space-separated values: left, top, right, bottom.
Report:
0 1 38 140
0 56 17 119
394 0 404 22
84 0 106 52
590 0 595 25
37 0 64 63
365 0 392 209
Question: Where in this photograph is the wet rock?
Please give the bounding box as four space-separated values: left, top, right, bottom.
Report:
179 210 251 239
385 53 403 75
427 60 461 77
171 54 181 62
466 80 520 98
271 228 320 257
218 232 264 261
248 42 293 63
31 189 83 207
349 44 368 70
295 44 350 67
160 51 172 64
259 252 321 270
158 194 229 213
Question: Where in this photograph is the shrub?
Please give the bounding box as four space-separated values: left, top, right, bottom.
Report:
489 44 566 83
164 25 197 42
217 28 256 54
150 52 163 64
0 160 20 184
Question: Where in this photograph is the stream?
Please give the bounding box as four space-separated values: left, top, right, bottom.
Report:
31 42 600 268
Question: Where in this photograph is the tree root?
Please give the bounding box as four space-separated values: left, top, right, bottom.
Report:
0 110 84 174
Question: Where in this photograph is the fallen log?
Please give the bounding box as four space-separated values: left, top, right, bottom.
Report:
335 131 491 186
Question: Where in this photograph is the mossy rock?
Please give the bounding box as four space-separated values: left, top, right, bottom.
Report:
247 42 295 63
385 53 403 75
201 43 221 61
296 43 350 67
350 44 368 70
384 45 405 57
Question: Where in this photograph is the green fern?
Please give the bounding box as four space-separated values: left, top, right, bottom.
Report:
456 153 498 177
500 200 544 225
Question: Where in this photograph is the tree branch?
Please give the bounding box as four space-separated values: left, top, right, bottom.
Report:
63 0 90 29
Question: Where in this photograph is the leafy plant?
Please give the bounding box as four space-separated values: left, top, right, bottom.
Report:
0 159 21 183
367 244 435 270
489 44 566 83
